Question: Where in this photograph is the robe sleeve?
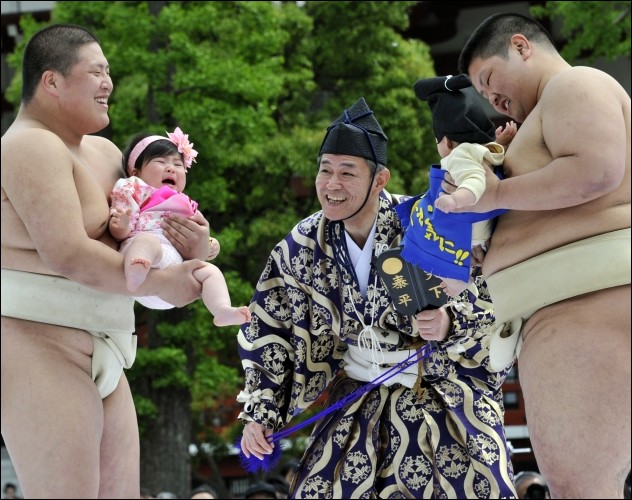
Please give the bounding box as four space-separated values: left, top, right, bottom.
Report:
435 275 512 388
446 275 495 338
236 239 343 431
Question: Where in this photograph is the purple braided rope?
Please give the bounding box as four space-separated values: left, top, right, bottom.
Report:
238 342 436 472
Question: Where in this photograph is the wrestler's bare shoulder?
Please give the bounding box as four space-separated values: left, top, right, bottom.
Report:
84 133 123 160
2 120 121 173
2 124 68 161
543 66 628 96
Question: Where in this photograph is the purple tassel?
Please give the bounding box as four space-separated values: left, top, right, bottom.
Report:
236 437 283 473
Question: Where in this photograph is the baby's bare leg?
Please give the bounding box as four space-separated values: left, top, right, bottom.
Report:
124 233 163 292
193 264 251 326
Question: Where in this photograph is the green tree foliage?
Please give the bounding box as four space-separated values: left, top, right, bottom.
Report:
5 1 438 495
531 1 631 63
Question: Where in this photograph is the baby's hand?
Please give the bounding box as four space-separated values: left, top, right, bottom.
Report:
109 207 132 233
435 193 457 213
495 121 518 148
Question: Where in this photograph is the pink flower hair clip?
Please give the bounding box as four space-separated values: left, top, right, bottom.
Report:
166 127 198 170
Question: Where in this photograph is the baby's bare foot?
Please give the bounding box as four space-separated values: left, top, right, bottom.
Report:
213 305 252 327
126 258 151 291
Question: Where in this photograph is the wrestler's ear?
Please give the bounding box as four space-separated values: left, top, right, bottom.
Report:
41 70 61 96
510 34 531 59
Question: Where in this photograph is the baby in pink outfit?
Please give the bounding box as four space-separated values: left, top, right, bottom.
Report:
110 127 251 326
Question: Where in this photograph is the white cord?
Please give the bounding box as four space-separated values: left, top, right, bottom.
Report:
347 275 384 375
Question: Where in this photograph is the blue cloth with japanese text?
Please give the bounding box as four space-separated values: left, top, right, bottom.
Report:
395 165 506 282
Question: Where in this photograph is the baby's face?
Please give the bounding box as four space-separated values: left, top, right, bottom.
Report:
139 153 187 192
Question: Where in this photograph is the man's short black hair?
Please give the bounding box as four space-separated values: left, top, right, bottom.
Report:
458 12 556 75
